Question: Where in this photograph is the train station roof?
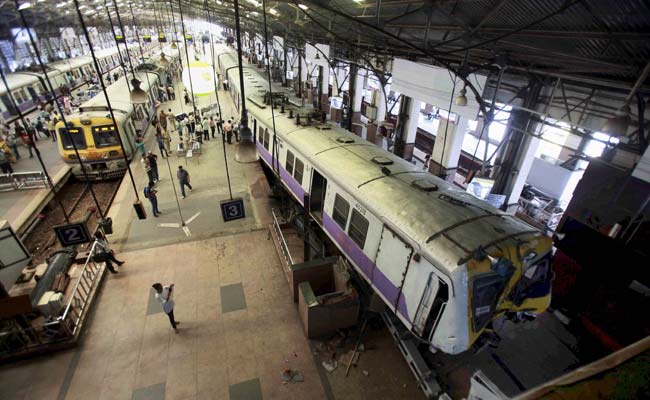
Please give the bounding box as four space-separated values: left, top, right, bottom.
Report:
1 0 649 92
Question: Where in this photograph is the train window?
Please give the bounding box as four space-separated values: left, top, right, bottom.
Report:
285 150 294 174
294 158 304 185
258 126 263 143
92 125 120 148
58 127 87 149
12 90 24 103
263 128 270 150
348 209 369 249
332 194 350 230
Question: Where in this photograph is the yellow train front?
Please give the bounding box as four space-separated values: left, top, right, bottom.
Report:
56 114 133 180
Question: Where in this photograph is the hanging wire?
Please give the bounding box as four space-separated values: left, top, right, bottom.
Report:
71 0 142 204
261 0 280 175
103 0 131 92
0 64 71 223
14 1 107 219
127 1 155 101
176 0 198 118
204 0 233 200
111 0 138 80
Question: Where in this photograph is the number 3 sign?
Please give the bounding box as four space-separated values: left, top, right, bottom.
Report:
220 198 245 222
54 222 92 247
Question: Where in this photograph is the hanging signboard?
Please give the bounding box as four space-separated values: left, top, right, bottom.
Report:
185 34 193 42
143 35 152 43
220 198 245 222
114 35 126 44
158 34 167 43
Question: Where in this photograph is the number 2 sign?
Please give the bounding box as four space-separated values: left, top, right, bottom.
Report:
54 222 92 247
220 198 245 222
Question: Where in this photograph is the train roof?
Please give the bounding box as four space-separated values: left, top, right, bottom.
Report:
0 73 40 95
77 70 159 115
222 50 543 271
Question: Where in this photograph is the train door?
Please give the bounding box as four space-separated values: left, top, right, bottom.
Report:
374 226 414 310
1 95 17 115
26 86 38 102
309 169 327 222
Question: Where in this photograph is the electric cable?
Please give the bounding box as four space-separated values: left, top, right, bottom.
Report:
204 0 233 200
71 0 143 204
15 0 108 219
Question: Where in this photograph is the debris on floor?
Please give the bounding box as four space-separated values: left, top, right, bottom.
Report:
322 358 338 372
281 369 304 383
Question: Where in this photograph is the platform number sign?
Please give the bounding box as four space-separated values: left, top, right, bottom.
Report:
220 198 245 222
54 222 91 247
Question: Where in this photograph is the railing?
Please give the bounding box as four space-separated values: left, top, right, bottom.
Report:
60 241 104 336
0 171 49 192
0 242 105 357
271 208 294 266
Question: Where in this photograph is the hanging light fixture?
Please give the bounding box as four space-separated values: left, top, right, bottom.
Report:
130 77 148 103
602 104 631 137
159 52 170 66
454 85 468 106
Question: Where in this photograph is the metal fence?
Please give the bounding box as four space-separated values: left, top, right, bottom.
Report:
271 208 294 266
0 171 49 192
0 242 104 356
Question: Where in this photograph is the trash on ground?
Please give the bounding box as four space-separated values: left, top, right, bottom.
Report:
281 369 304 383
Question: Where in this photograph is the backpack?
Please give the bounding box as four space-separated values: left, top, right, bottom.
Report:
144 187 150 198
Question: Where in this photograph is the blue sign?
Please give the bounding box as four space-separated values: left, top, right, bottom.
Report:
220 198 245 222
54 222 91 247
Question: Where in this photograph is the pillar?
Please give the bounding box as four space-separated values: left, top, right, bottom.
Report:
393 95 420 160
430 116 468 182
348 65 365 135
375 83 390 123
491 80 544 212
320 64 330 113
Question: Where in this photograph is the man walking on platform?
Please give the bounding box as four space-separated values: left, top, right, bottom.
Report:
147 151 159 183
177 165 192 199
167 109 177 132
144 181 161 217
224 119 233 144
152 283 179 333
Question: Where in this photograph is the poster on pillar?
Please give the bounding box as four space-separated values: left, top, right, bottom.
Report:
305 44 330 68
391 58 486 121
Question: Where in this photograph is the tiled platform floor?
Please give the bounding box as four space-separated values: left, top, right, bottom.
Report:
0 231 328 400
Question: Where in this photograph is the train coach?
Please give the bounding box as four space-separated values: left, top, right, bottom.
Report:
54 45 180 180
220 50 554 355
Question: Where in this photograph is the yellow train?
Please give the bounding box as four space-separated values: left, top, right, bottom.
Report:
56 48 179 180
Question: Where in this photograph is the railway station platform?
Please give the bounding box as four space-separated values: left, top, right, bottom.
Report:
0 61 423 399
0 135 71 237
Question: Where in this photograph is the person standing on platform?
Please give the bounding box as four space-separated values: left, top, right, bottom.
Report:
142 156 154 185
152 283 179 332
159 110 168 132
144 181 160 217
209 116 216 139
177 165 192 199
135 137 146 157
94 230 124 273
17 122 34 158
184 89 190 105
147 151 159 183
167 109 177 131
0 148 13 174
6 132 20 160
162 129 171 153
48 117 57 142
224 119 233 144
188 113 196 137
216 114 223 136
156 133 168 158
202 116 210 141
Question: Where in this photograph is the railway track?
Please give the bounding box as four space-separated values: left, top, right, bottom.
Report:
22 174 123 266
